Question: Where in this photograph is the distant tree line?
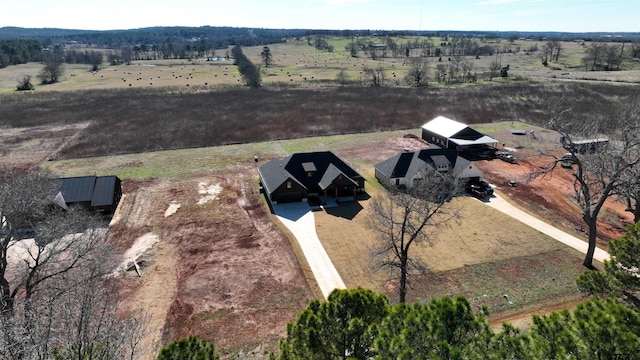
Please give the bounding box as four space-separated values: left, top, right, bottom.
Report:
347 35 521 61
65 49 103 68
0 26 296 50
0 39 43 68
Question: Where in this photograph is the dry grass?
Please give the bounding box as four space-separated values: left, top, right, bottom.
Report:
314 193 577 296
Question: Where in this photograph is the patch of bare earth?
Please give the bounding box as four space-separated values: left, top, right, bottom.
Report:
476 154 632 247
111 169 313 359
0 123 90 168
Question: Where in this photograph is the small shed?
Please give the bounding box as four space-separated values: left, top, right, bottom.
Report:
58 175 122 214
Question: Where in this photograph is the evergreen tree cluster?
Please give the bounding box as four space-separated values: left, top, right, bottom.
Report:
0 39 43 68
274 288 640 359
157 336 219 360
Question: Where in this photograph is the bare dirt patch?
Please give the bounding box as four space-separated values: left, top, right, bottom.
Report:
476 154 632 247
111 170 314 359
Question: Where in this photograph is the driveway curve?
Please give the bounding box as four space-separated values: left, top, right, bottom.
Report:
273 202 346 299
483 193 610 264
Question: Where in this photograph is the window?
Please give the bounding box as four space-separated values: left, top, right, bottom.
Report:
287 181 292 189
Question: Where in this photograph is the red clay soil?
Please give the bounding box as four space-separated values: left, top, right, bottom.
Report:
476 155 633 248
112 170 314 359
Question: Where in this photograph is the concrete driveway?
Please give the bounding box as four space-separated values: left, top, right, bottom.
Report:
273 202 346 299
483 193 610 264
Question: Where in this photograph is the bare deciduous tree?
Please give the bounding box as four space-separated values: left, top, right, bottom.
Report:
537 95 640 268
368 167 459 303
488 60 501 81
552 40 563 62
435 63 447 83
0 168 149 359
38 46 64 84
404 57 430 87
363 65 385 87
335 69 349 86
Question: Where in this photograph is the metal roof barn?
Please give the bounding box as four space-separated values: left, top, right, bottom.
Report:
58 175 122 214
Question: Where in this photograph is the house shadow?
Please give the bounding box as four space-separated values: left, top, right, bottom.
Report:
324 200 364 220
272 202 311 221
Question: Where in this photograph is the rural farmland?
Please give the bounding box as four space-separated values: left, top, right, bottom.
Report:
2 32 640 358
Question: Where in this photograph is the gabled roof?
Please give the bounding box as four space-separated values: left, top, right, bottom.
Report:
422 116 468 138
259 151 363 196
318 164 358 190
58 175 121 207
451 157 484 179
375 147 482 180
422 116 498 145
257 157 307 196
59 176 97 203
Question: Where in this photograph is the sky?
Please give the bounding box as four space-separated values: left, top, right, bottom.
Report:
1 0 637 33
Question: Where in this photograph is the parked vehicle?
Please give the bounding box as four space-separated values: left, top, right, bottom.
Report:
496 151 517 164
466 179 493 198
560 153 578 164
560 153 578 169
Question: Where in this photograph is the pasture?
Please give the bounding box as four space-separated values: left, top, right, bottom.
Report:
2 36 639 94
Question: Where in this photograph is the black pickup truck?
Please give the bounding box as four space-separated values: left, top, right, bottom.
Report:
466 180 493 198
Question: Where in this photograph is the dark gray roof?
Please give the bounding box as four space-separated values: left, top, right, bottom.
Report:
318 164 357 190
375 148 460 180
59 176 96 203
259 151 363 196
59 175 121 207
258 157 306 196
92 176 120 207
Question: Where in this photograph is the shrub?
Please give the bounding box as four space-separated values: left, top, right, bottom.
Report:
157 336 219 360
16 75 34 91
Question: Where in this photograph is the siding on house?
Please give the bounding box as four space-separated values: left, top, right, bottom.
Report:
374 148 484 188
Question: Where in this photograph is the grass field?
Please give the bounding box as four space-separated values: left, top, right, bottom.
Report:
314 182 585 314
2 36 639 94
42 129 416 178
